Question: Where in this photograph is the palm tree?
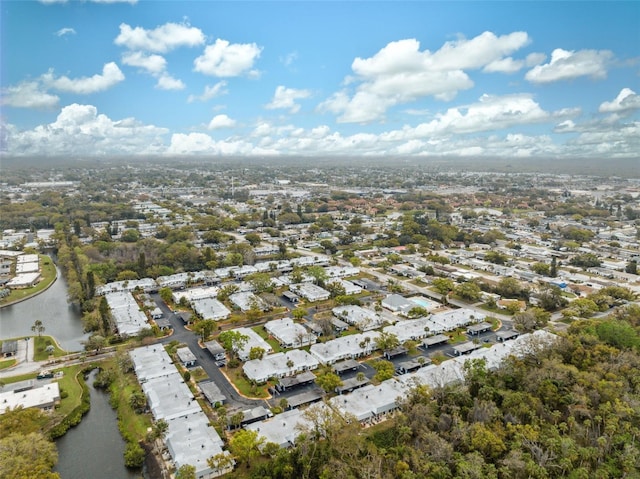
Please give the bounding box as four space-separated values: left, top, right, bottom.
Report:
148 419 169 456
31 320 45 337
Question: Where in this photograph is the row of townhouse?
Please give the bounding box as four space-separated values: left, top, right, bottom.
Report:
130 346 233 478
243 349 320 384
245 330 558 448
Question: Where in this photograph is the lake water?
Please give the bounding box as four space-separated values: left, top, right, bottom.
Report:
55 370 143 479
0 263 90 351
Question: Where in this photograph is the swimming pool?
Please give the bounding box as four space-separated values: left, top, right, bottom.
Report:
409 297 432 309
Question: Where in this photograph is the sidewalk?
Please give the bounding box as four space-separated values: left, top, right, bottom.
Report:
0 337 46 378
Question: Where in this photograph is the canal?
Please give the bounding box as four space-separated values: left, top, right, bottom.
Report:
54 370 143 479
0 264 89 351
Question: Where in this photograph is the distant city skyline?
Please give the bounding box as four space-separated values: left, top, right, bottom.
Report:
1 1 639 158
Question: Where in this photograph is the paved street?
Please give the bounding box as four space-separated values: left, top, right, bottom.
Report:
152 294 264 410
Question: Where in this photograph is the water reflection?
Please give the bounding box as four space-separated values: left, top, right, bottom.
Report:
55 370 142 479
0 263 89 351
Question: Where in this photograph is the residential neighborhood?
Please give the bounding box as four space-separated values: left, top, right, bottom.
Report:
1 160 639 478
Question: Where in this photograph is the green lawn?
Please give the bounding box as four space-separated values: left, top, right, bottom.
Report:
0 255 57 305
0 371 38 384
55 365 88 417
190 366 209 382
226 367 270 398
33 335 68 361
252 325 283 352
448 330 468 344
0 358 17 370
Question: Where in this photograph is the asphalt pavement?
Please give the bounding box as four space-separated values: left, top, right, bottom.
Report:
152 294 263 409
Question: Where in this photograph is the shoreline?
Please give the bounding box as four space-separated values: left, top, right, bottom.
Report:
0 256 59 309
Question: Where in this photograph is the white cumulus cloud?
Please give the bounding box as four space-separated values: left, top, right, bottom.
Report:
208 114 236 129
525 48 613 83
319 31 530 123
156 74 185 90
265 86 311 113
1 81 60 109
4 103 168 156
599 88 640 114
193 39 262 77
187 81 228 103
43 62 125 94
167 132 270 155
483 57 524 74
122 51 186 90
381 94 571 140
122 51 167 75
115 22 205 53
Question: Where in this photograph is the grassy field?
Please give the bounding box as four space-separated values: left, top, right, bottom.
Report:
54 364 87 417
251 325 283 353
190 366 209 382
33 335 68 361
225 366 271 398
0 371 38 384
0 255 57 305
0 358 17 370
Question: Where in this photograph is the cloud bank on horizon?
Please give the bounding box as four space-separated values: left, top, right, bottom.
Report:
1 1 638 158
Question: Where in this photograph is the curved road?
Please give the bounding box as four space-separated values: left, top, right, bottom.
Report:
152 294 263 409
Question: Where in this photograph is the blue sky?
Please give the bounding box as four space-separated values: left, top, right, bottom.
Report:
1 0 639 159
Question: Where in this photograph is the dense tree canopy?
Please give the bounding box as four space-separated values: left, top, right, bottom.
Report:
245 304 640 479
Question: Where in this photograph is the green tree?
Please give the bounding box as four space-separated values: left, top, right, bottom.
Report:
550 256 558 277
175 464 196 479
569 253 601 269
485 251 508 265
31 319 45 337
128 391 147 413
159 287 173 304
249 346 266 360
495 277 523 299
513 307 550 332
325 281 346 299
116 270 138 281
86 270 96 299
217 284 239 302
372 359 395 381
207 452 234 476
407 306 429 318
595 319 640 349
229 429 265 468
124 441 145 468
85 334 106 353
564 298 599 318
0 432 61 479
307 265 328 287
246 272 273 294
218 331 249 361
536 285 567 311
320 239 337 254
455 281 482 302
193 319 216 341
531 262 550 276
291 307 308 321
245 233 261 247
315 371 343 393
432 277 454 295
120 228 140 243
375 331 400 352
